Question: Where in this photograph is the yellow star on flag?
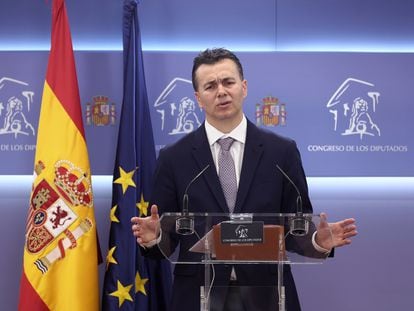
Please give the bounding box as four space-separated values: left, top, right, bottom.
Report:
114 166 137 194
136 193 149 216
135 271 149 295
110 205 120 223
106 246 118 270
109 280 133 307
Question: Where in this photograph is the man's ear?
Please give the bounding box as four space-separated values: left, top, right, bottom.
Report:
242 79 248 98
195 92 203 108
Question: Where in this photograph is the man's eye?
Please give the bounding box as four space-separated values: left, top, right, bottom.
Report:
205 84 216 90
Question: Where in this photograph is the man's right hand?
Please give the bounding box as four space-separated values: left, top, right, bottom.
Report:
131 204 160 246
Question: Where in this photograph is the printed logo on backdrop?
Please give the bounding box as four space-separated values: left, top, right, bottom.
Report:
153 78 203 150
327 78 380 140
0 76 36 153
307 77 408 154
85 95 116 126
255 96 287 127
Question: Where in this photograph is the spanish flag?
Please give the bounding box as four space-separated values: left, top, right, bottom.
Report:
18 0 99 310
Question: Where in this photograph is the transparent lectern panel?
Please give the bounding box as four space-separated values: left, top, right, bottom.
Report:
156 213 333 265
201 285 287 311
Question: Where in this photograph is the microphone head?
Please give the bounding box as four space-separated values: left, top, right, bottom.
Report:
289 215 309 236
176 216 194 235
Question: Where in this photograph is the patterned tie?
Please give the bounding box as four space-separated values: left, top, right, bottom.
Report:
217 137 237 213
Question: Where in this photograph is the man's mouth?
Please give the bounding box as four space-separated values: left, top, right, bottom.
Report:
217 101 231 107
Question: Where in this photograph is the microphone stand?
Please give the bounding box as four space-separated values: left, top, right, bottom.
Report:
175 193 194 235
176 165 210 235
276 165 309 237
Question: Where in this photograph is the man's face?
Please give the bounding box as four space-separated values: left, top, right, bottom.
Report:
194 59 247 130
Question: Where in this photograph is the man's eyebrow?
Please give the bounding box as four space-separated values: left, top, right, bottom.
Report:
202 79 218 88
204 79 217 85
203 76 236 87
221 77 236 82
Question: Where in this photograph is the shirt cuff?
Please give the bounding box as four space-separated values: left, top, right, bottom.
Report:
312 231 331 254
140 230 162 249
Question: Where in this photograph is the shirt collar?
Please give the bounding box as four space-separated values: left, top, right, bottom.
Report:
204 115 247 146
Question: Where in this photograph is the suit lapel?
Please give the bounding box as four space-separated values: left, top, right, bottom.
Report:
191 124 229 213
235 120 264 213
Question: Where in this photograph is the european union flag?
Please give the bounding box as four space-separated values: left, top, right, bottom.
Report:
102 1 172 309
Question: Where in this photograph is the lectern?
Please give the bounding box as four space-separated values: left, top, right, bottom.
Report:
157 213 333 311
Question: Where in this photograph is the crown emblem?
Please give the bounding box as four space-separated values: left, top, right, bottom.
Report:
53 160 92 207
262 96 279 105
93 95 109 104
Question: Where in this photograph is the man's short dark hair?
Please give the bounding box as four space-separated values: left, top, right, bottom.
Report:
191 48 244 91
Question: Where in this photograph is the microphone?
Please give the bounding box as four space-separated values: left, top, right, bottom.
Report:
276 164 309 236
176 164 210 235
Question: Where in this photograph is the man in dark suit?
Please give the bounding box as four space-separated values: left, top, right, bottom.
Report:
132 48 357 311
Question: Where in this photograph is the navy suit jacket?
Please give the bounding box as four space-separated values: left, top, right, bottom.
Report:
148 119 315 311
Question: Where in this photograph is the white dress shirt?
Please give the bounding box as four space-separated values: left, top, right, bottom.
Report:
204 115 247 187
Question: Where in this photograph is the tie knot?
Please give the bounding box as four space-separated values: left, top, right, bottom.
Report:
218 137 235 151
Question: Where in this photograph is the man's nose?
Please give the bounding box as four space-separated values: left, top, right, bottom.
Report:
217 82 227 96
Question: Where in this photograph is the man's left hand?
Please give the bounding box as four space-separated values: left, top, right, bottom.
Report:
315 213 358 250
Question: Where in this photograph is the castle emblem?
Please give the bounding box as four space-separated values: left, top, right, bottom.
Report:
255 96 286 127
